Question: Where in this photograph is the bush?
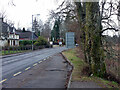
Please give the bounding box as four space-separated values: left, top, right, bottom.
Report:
20 40 36 46
34 36 48 46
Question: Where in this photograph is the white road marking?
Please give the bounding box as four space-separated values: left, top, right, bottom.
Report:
13 72 22 76
7 61 11 63
25 67 31 71
44 59 46 61
3 60 17 64
33 63 38 66
39 61 42 63
0 79 7 83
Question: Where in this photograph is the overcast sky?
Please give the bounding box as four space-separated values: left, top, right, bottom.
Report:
0 0 63 29
0 0 119 36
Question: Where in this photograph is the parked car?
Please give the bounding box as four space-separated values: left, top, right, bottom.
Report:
75 43 79 47
59 42 62 46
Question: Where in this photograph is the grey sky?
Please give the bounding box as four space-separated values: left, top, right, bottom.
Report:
0 0 63 29
0 0 119 36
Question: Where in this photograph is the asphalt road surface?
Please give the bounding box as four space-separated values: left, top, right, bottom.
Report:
1 47 67 83
2 53 69 88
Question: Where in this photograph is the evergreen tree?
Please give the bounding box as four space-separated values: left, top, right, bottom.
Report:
51 18 60 42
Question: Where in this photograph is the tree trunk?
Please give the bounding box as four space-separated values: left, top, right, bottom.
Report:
85 2 106 77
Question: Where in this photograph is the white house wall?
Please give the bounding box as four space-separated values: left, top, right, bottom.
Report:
15 40 19 46
10 40 12 46
9 34 19 40
15 35 19 39
0 40 8 47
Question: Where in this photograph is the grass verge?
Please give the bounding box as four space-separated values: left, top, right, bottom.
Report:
62 48 120 88
0 50 32 56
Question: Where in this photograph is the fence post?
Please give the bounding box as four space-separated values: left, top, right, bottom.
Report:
8 47 10 54
3 47 4 55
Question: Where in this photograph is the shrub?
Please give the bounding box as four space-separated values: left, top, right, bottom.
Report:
34 36 48 46
19 40 36 46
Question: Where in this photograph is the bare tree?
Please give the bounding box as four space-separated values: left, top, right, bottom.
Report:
41 21 51 41
0 9 7 19
8 0 16 6
101 0 119 33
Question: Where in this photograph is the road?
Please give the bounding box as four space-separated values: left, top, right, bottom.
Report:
1 47 67 81
2 53 69 88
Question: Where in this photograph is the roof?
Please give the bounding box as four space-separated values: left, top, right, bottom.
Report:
1 21 15 38
15 30 38 40
0 19 38 40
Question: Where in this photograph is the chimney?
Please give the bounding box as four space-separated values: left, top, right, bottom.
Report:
0 18 3 22
0 18 3 36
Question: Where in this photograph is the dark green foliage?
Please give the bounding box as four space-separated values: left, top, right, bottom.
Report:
19 40 36 46
51 19 60 42
38 31 40 36
34 36 48 46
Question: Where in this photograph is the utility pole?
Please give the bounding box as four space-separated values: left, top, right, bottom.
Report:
32 14 40 51
32 15 33 51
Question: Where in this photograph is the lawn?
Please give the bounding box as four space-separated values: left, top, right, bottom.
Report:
62 48 120 88
0 50 31 56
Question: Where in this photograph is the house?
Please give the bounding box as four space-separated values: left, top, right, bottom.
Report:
0 18 38 47
8 29 19 46
15 30 38 41
0 18 19 47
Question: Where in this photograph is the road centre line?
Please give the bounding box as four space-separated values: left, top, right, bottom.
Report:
33 63 38 66
0 79 7 84
44 59 46 60
13 72 22 77
25 67 31 71
39 61 42 63
4 60 13 63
